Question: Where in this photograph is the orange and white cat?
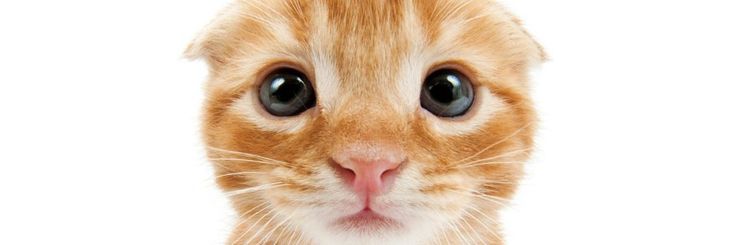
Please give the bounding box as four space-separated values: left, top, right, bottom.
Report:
187 0 544 244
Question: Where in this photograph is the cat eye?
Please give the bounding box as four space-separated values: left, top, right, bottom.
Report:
421 69 475 117
259 68 316 117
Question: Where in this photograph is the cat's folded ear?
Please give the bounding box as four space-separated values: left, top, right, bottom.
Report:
513 17 548 66
184 3 243 68
485 1 547 71
183 29 212 62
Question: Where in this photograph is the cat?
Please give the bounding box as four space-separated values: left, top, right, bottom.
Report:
187 0 544 244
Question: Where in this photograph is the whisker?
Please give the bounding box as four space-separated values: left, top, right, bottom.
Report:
458 161 525 169
230 202 269 237
473 192 510 208
456 147 532 167
208 157 282 167
435 210 471 245
466 205 502 242
464 212 492 245
257 212 295 245
440 224 452 245
449 189 510 208
206 158 235 171
231 203 272 245
225 183 284 197
238 202 269 220
238 207 278 245
215 171 265 179
480 179 516 185
245 207 284 245
293 230 305 245
448 218 471 245
453 122 533 164
207 146 289 164
433 212 468 245
470 212 492 245
457 209 484 245
453 147 533 169
285 221 302 245
272 219 296 245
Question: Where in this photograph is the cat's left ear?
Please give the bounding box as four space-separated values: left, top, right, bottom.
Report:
183 2 243 68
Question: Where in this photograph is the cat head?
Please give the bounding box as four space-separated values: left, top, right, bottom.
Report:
188 0 543 243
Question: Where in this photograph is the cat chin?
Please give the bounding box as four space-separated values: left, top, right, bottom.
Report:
331 209 402 232
307 225 428 245
298 207 441 245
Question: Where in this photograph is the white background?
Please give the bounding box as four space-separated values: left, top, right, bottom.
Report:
1 0 733 244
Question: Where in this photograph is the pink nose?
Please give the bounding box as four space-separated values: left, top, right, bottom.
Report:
330 145 405 199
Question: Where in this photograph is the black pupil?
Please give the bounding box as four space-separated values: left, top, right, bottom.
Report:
429 79 458 104
429 74 462 103
271 77 304 102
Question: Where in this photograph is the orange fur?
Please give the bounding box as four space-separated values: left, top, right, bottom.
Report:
188 0 543 244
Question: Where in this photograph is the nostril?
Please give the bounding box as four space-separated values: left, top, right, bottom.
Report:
379 164 400 188
329 158 356 184
380 168 397 180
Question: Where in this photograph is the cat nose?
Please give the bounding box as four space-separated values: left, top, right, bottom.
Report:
330 145 406 198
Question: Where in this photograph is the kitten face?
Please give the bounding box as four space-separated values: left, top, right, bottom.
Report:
188 0 543 244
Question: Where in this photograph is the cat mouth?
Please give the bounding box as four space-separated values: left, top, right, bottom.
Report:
333 208 402 231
